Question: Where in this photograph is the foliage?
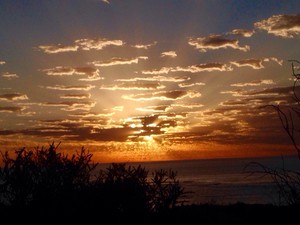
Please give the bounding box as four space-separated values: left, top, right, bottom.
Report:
0 142 184 220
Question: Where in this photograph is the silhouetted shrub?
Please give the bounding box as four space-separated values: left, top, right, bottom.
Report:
0 142 184 221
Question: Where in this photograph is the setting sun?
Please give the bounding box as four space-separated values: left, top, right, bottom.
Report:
0 1 299 163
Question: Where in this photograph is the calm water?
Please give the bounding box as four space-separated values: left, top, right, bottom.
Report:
98 155 300 205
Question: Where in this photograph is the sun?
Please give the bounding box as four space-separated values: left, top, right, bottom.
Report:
143 135 154 142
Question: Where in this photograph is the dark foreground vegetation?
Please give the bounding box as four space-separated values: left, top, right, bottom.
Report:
0 143 299 224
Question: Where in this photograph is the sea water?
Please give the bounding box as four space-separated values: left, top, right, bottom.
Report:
98 155 300 205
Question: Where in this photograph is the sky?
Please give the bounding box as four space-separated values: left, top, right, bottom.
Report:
0 0 300 162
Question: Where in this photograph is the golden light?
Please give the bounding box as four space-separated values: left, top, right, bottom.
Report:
143 135 154 142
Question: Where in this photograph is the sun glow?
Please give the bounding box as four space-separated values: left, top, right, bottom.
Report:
143 135 154 142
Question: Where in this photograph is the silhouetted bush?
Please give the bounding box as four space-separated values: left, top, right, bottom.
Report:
0 142 184 221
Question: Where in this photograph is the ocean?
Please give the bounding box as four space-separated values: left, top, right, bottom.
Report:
98 155 300 205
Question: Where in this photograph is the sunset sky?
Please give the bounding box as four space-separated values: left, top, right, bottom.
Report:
0 0 300 162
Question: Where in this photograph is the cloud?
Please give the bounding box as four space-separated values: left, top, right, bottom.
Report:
43 101 96 111
172 103 204 109
1 72 19 79
141 67 173 75
101 0 110 4
136 105 170 112
132 41 157 49
90 56 148 67
116 75 190 82
173 63 233 73
142 63 231 75
70 112 114 118
122 90 201 101
60 93 91 99
38 38 125 54
0 60 5 65
231 57 282 69
220 89 248 97
255 14 300 38
231 80 275 87
45 84 95 91
227 29 255 37
42 66 103 81
38 44 79 54
100 82 165 90
161 51 177 58
0 93 28 101
188 34 250 52
178 82 205 88
112 106 124 111
75 38 124 50
0 106 26 113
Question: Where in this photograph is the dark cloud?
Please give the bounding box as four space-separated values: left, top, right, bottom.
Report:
227 29 255 37
188 34 250 52
60 94 91 99
174 63 232 73
75 38 124 50
42 101 96 111
0 106 25 113
38 38 124 54
90 56 148 67
231 57 282 69
118 75 190 82
43 66 103 81
0 93 28 101
45 84 95 91
136 105 170 112
122 90 201 101
255 14 300 38
231 80 275 87
100 82 165 90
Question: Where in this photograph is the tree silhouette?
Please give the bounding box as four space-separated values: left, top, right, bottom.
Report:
247 60 300 205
